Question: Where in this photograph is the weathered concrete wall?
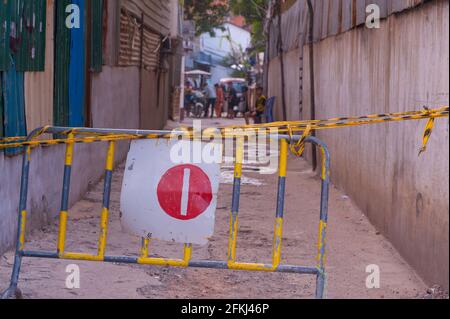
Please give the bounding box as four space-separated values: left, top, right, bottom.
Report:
268 48 303 121
299 0 449 288
140 69 170 130
0 66 141 255
91 66 140 129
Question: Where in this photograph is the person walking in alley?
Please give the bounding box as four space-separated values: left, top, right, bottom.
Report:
245 86 266 124
201 83 210 118
206 81 217 118
215 84 224 118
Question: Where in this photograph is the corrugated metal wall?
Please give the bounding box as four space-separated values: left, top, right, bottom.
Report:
2 63 26 155
118 9 161 70
121 0 171 36
54 0 104 127
0 1 12 71
0 78 3 137
68 0 87 127
90 0 104 72
15 0 46 72
53 0 71 127
0 0 46 72
25 0 54 133
268 0 428 59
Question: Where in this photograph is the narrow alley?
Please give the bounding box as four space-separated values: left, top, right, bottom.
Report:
0 119 427 299
0 0 448 305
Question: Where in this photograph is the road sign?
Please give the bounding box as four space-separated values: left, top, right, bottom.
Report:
120 139 220 245
157 164 213 221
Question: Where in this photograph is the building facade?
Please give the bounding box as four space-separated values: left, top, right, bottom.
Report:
185 21 251 85
0 0 183 254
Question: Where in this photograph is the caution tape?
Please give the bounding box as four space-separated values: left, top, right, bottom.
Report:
0 134 164 150
419 108 437 156
0 106 448 154
289 125 312 157
0 136 27 143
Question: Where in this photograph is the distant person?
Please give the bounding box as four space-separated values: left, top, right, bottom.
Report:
241 85 249 118
215 84 224 118
184 81 194 117
206 81 217 118
227 82 238 119
201 83 210 118
245 86 266 125
222 84 229 117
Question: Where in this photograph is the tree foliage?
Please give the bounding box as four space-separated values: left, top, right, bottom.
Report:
229 0 269 52
183 0 270 51
183 0 229 36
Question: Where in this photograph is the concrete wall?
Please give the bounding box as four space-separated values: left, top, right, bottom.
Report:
268 48 303 121
140 68 169 130
91 66 140 129
298 0 448 288
0 66 141 255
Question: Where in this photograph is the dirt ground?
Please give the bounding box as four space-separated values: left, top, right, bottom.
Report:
0 118 429 299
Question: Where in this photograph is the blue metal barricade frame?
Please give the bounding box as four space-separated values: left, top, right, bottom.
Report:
1 127 330 299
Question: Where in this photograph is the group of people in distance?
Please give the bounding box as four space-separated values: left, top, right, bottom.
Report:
184 80 267 125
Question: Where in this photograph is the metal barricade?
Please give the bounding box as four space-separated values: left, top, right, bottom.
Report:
1 127 330 299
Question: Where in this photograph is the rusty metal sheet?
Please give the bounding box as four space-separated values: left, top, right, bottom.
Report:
119 10 161 71
121 0 171 36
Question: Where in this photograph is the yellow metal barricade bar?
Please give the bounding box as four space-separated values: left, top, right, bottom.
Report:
57 133 74 256
227 137 245 265
272 139 288 268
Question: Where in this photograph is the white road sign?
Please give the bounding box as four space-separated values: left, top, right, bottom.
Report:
120 139 220 245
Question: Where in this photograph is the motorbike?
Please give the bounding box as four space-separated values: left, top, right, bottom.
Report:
190 90 206 118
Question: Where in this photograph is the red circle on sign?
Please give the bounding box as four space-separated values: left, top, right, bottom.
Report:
157 164 213 220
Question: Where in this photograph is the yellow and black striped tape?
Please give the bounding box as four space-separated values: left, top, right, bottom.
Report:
0 106 448 155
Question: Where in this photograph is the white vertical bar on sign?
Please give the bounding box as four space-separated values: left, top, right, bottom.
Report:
180 168 191 216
